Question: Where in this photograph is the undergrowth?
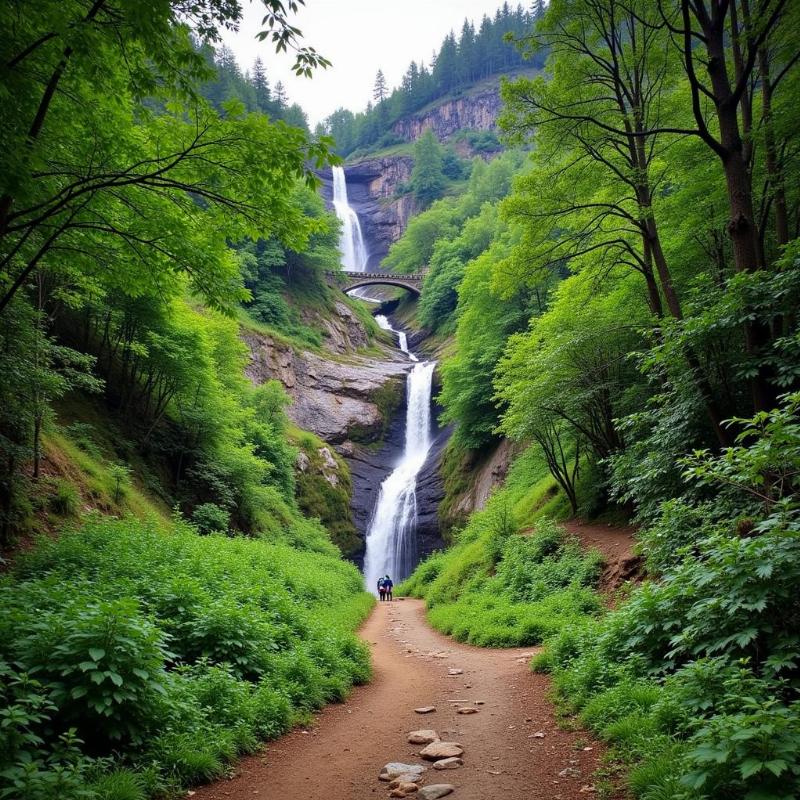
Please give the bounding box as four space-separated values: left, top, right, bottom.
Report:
0 517 373 800
532 398 800 800
401 512 603 647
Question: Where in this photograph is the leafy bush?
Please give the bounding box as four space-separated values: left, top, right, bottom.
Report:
191 503 230 534
0 517 372 798
402 515 603 646
536 397 800 799
49 479 80 516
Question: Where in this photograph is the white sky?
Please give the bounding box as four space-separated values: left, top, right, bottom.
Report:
220 0 512 126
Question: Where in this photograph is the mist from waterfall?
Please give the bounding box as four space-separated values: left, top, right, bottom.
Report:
331 165 369 272
364 317 433 592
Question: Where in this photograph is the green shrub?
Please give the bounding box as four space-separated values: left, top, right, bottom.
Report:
49 479 80 516
402 516 604 647
0 517 372 798
191 502 230 534
90 769 146 800
536 398 800 799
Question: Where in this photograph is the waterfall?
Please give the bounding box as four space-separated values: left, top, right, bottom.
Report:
364 317 434 592
331 165 369 272
375 314 418 362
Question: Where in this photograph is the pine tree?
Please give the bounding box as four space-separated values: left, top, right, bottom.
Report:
373 69 388 104
273 80 288 107
252 57 271 112
531 0 545 19
410 128 445 207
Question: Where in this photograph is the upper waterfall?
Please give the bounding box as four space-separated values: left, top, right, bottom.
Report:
331 165 369 272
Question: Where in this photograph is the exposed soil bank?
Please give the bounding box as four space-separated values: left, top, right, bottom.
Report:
193 599 609 800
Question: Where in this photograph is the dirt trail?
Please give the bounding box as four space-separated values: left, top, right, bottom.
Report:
194 599 606 800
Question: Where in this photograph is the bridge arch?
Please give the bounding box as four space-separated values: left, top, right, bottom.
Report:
344 277 421 297
327 270 425 297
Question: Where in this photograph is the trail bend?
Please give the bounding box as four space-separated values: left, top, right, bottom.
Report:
193 598 605 800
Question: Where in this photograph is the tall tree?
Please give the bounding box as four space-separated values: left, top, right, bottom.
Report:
410 129 446 207
373 69 388 104
662 0 799 411
252 56 272 112
501 0 765 445
273 80 288 107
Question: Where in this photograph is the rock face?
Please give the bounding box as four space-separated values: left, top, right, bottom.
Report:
442 438 517 532
244 305 447 567
337 409 407 558
415 418 450 560
243 330 407 445
392 85 503 143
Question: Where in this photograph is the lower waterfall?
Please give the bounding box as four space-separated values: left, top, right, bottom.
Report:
363 316 434 592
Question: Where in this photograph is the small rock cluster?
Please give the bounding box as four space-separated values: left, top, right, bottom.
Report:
378 728 465 798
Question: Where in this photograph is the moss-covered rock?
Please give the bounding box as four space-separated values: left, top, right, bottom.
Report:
292 429 360 557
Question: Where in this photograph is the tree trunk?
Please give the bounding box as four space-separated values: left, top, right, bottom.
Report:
758 48 789 248
699 9 777 413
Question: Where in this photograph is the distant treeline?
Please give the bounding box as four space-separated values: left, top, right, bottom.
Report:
319 2 547 157
197 43 310 131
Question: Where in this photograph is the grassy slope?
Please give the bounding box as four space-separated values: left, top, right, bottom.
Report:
401 447 600 647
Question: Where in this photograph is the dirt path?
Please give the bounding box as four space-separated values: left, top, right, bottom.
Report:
194 598 605 800
563 520 640 595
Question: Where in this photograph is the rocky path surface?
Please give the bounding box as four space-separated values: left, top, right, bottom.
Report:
193 599 606 800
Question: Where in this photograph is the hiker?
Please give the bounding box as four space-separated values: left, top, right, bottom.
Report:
383 574 394 601
377 577 386 601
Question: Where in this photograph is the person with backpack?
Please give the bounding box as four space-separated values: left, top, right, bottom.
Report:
377 576 386 601
383 574 394 601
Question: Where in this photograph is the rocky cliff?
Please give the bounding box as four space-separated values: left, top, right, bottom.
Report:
391 85 503 144
242 299 448 565
319 82 508 266
243 326 407 444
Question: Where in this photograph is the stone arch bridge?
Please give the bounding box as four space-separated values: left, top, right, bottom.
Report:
327 270 424 297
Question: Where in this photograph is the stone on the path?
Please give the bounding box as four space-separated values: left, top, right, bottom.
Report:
389 776 423 789
447 668 463 675
457 707 478 715
408 730 440 744
390 782 420 798
559 767 581 778
433 757 463 770
420 741 463 761
380 763 427 781
415 706 437 714
530 731 546 738
418 785 454 800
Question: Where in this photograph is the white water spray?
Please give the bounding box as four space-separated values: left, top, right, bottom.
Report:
331 165 369 272
364 318 433 591
375 314 418 362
